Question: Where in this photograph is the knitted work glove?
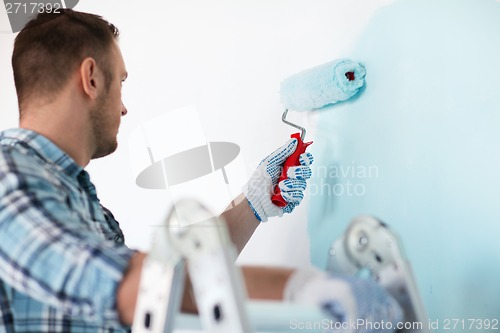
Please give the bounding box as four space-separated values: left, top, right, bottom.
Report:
243 138 313 222
284 267 403 333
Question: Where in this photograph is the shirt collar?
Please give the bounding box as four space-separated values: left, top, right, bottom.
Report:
0 128 84 179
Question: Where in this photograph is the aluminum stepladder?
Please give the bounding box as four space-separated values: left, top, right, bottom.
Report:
132 199 252 333
328 216 431 333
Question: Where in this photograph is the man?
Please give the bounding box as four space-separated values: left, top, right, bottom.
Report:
0 9 401 332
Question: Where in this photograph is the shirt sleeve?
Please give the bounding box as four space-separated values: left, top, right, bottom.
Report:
0 169 135 328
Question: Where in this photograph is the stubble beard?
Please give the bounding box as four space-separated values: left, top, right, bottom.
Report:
90 95 118 160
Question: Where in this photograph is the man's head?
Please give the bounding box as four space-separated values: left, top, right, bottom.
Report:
13 9 118 112
12 9 128 160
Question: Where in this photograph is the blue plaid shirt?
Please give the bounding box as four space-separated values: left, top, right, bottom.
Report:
0 128 135 332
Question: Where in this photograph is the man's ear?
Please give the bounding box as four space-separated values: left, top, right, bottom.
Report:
80 57 100 100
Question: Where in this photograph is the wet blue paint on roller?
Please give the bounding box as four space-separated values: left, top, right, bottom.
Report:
280 59 366 112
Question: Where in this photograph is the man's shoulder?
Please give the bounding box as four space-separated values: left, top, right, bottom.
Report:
0 128 61 174
0 137 64 194
0 137 43 172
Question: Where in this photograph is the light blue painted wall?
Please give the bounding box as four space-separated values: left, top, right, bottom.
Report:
308 0 500 324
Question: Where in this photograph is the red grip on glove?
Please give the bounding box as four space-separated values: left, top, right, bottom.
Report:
271 133 313 207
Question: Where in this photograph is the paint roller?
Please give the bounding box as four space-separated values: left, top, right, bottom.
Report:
271 59 367 207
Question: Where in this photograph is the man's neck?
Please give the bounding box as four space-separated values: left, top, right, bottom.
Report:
19 98 93 167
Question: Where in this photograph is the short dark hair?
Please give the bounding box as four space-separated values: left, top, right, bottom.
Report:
12 9 119 112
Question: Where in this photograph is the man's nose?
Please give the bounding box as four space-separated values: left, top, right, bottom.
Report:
121 101 128 116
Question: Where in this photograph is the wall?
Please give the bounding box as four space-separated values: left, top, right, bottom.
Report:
308 0 500 325
3 0 497 327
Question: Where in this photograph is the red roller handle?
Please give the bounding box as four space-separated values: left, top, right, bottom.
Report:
271 132 313 207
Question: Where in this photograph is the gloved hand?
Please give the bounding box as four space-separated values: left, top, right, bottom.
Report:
243 138 313 222
284 268 403 333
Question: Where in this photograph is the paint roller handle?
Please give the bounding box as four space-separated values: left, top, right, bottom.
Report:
271 133 313 207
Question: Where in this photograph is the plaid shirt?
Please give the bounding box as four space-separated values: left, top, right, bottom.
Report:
0 128 135 332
